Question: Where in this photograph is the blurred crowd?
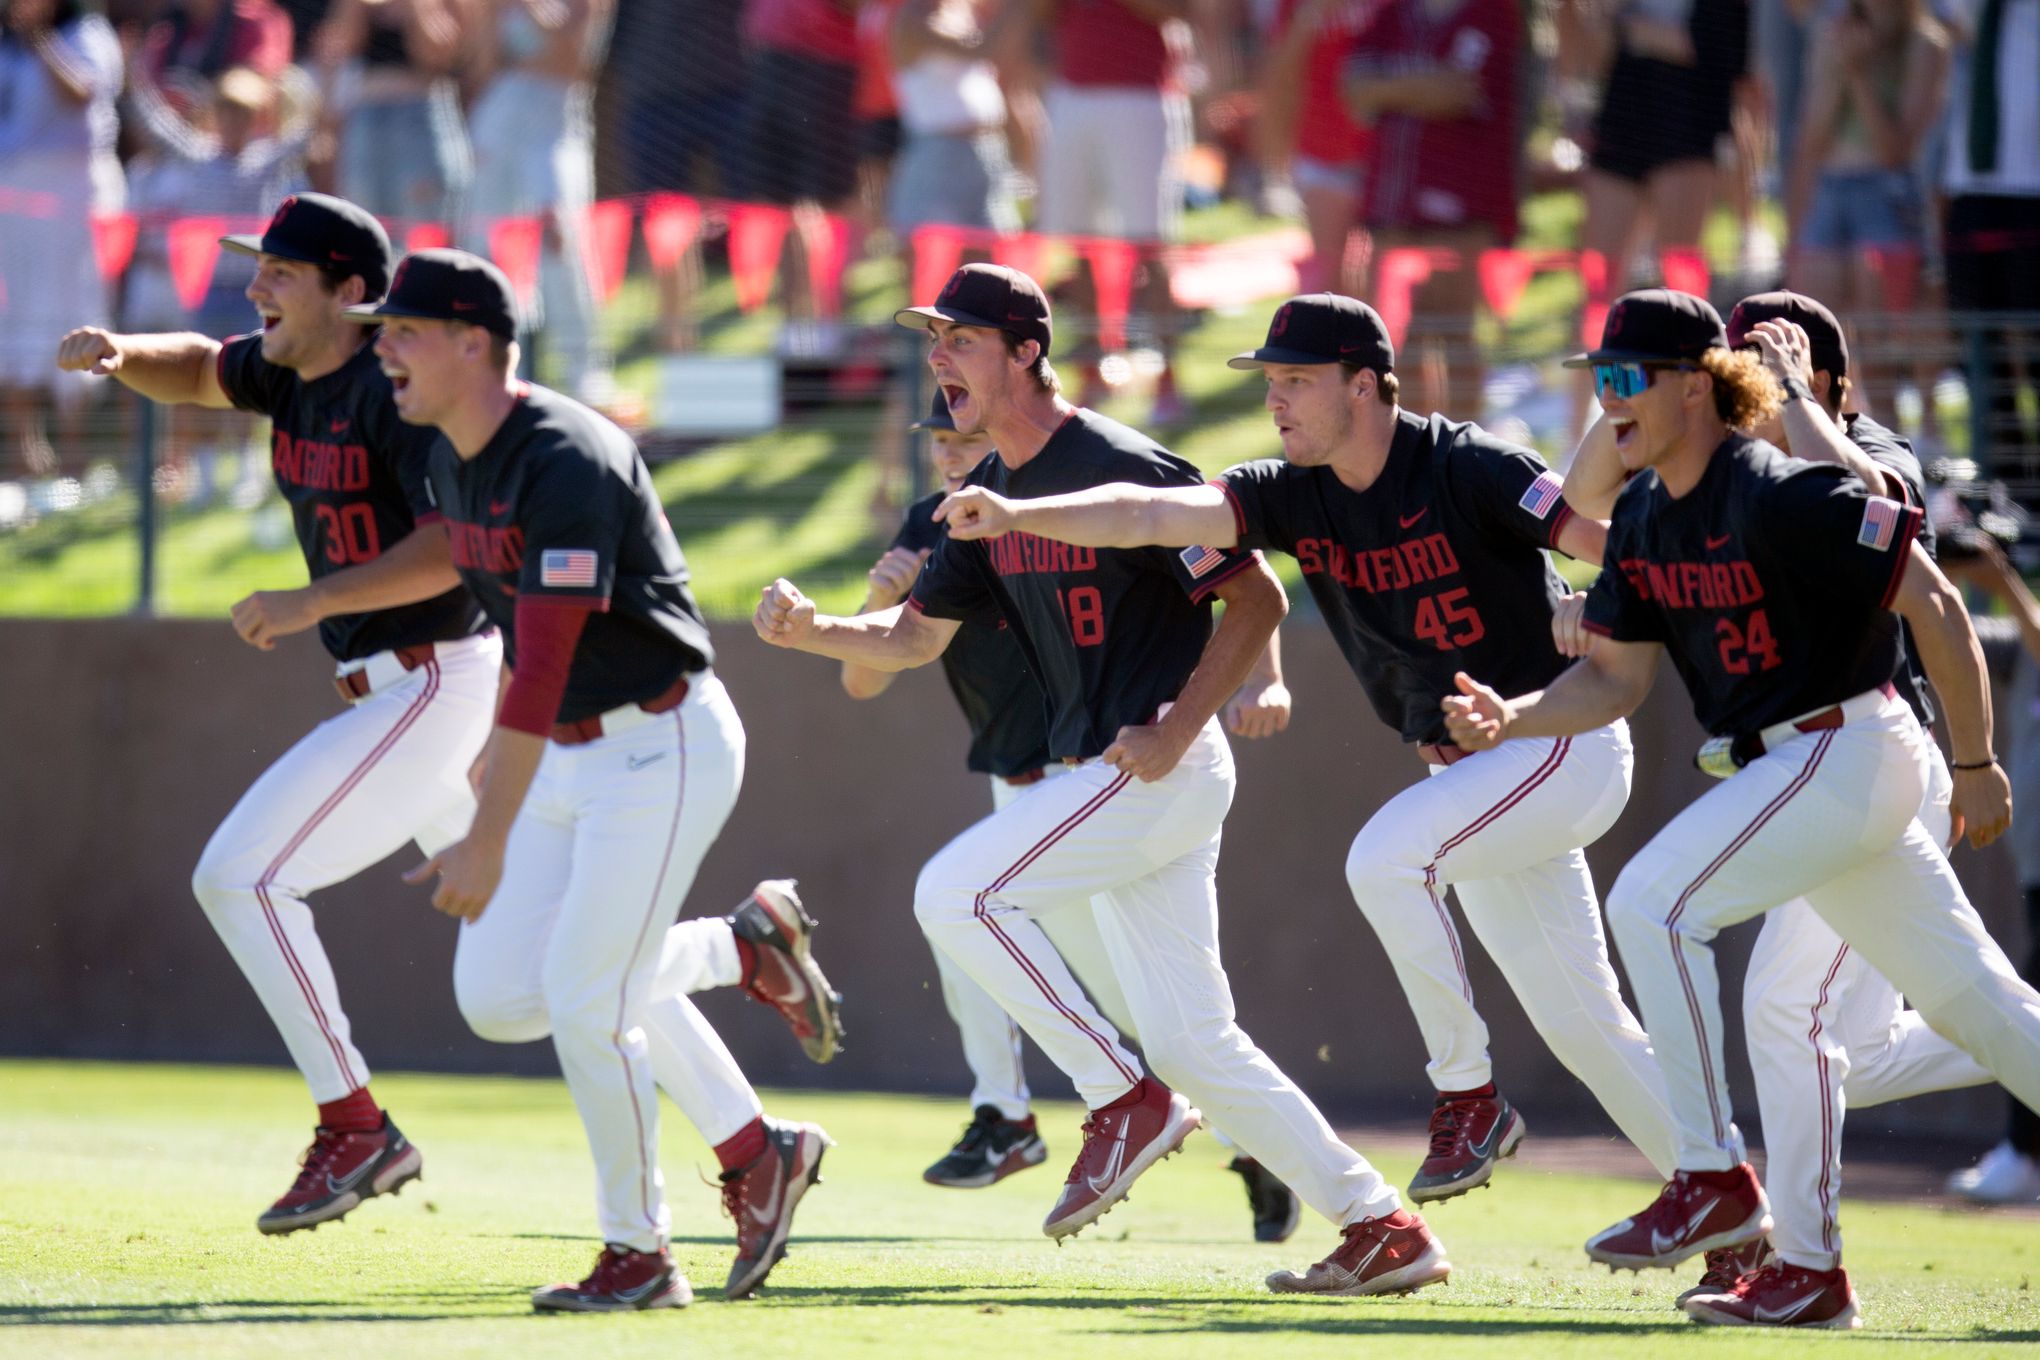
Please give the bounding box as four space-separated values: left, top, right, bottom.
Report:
3 0 2037 486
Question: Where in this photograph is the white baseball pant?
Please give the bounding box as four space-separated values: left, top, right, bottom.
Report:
1743 741 1992 1268
192 632 501 1104
1344 722 1681 1175
914 716 1402 1226
452 672 758 1253
1607 690 2040 1175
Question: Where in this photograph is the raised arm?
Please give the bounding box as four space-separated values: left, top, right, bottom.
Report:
1442 635 1661 751
1105 555 1287 780
1562 414 1625 520
1892 540 2011 847
755 578 960 671
936 482 1238 549
1744 319 1902 499
55 328 233 409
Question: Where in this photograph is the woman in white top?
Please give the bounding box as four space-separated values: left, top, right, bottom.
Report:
0 0 122 477
886 0 1018 237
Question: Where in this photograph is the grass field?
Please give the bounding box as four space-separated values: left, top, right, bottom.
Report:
2 1061 2035 1358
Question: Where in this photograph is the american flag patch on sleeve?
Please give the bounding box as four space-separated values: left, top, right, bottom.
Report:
540 548 600 587
1857 496 1901 551
1517 470 1565 519
1179 545 1226 578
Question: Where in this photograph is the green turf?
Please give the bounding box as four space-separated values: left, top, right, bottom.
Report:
1 1061 2035 1358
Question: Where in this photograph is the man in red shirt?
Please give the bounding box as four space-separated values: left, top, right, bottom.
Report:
1343 0 1518 420
1258 0 1380 294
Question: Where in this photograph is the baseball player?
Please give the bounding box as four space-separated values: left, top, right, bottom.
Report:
933 291 1686 1207
357 249 831 1312
1444 288 2040 1329
55 193 499 1237
1565 289 1998 1309
845 392 1301 1240
758 263 1450 1298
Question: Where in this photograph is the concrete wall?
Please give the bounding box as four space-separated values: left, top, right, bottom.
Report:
0 617 2022 1139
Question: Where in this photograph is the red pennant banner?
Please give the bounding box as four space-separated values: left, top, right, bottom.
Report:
725 203 791 313
1659 246 1708 299
1372 247 1435 351
803 210 852 317
90 212 138 281
1477 248 1538 322
1084 238 1138 354
487 216 544 311
404 221 451 254
1577 249 1611 349
167 216 226 311
910 225 966 308
642 194 703 273
584 198 634 304
990 233 1049 287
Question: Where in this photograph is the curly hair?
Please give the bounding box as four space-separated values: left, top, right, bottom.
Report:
1697 348 1784 431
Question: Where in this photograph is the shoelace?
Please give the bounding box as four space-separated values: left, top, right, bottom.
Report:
951 1109 1001 1156
1063 1112 1107 1184
1425 1100 1476 1159
1695 1248 1744 1292
1732 1262 1795 1298
286 1129 348 1194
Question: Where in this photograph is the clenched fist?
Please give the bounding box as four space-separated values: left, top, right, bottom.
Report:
55 327 123 377
865 546 930 607
1440 671 1510 752
754 577 816 647
934 486 1016 540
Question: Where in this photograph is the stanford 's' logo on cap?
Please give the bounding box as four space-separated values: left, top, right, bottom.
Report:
391 259 411 292
1606 302 1628 342
270 196 298 232
1271 303 1292 339
939 272 964 303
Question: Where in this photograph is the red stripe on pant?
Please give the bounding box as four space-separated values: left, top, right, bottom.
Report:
253 659 443 1095
1809 940 1851 1254
612 710 688 1237
1418 737 1573 1003
973 769 1140 1089
1666 730 1835 1147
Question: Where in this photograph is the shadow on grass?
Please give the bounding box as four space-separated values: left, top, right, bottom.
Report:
0 1288 526 1328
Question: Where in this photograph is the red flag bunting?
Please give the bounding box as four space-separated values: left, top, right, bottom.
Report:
1372 247 1434 351
1084 238 1137 353
910 225 966 307
1477 249 1537 322
404 221 451 254
1578 249 1611 349
583 199 634 304
90 212 138 281
990 233 1049 287
167 216 226 311
803 211 852 318
642 194 703 272
724 203 791 313
1659 247 1708 298
487 216 544 310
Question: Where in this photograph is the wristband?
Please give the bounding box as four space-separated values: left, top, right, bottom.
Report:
1952 757 1997 771
1779 373 1814 404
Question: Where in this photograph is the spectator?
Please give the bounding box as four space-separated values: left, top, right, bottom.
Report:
1788 0 1951 442
604 0 744 351
464 0 613 404
1941 0 2040 475
139 0 293 104
0 0 124 479
1343 0 1519 420
887 0 1019 240
736 0 860 357
1258 0 1377 294
313 0 471 230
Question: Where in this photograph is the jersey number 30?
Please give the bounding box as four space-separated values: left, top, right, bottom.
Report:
315 503 382 566
1413 587 1486 650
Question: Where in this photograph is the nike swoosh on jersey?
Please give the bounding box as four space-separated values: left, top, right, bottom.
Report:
489 500 513 515
1084 1121 1132 1195
1399 508 1429 530
1706 534 1732 550
1753 1291 1824 1324
1650 1197 1722 1255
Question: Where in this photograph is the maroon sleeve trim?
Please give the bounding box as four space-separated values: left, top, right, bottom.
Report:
213 338 236 406
520 592 612 613
1878 504 1926 610
1546 500 1577 553
905 594 930 613
1208 477 1248 540
1189 551 1260 604
498 597 592 735
1580 619 1614 638
415 509 444 526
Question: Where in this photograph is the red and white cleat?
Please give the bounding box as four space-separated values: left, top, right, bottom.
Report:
1586 1163 1773 1271
1265 1209 1452 1296
1041 1076 1200 1240
531 1244 692 1313
1675 1235 1777 1306
720 1117 831 1299
731 880 845 1065
256 1114 422 1235
1682 1260 1862 1329
1407 1089 1526 1203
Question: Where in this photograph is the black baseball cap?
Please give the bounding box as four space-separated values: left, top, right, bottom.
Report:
895 264 1053 359
909 390 956 432
342 248 518 339
1727 290 1848 379
1564 288 1728 367
219 193 392 299
1229 293 1395 372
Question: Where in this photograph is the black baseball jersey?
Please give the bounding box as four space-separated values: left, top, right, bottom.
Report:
424 384 714 724
1584 435 1921 738
908 409 1258 760
1216 411 1576 745
893 492 1052 777
215 332 483 661
1846 412 1936 728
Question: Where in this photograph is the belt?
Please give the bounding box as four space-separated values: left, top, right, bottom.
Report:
1001 766 1048 787
1698 682 1896 777
1418 743 1472 767
335 643 439 703
550 675 691 746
